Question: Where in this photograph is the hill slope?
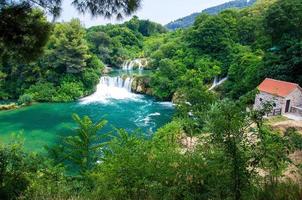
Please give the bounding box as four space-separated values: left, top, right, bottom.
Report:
165 0 257 30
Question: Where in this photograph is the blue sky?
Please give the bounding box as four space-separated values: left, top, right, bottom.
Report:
57 0 230 27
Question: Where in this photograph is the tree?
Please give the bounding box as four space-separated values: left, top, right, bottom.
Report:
0 0 142 60
150 58 186 100
45 19 91 74
0 6 51 61
187 10 240 74
257 0 302 86
205 99 295 200
224 45 263 99
265 0 302 44
64 114 108 174
205 100 251 200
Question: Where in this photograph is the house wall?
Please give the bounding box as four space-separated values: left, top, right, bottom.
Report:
254 88 302 115
254 92 284 113
286 88 302 107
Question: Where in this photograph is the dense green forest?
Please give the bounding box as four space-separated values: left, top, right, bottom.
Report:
1 0 302 199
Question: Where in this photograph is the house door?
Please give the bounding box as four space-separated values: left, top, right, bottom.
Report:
285 100 291 113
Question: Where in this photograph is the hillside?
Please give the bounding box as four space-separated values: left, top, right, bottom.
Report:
165 0 257 30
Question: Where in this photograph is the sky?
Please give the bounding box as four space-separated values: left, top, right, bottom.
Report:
57 0 230 27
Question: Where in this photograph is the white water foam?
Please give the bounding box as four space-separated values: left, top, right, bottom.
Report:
80 76 140 104
158 102 175 107
149 112 161 116
122 59 146 70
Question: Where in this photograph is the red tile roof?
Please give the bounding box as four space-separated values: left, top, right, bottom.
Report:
258 78 300 97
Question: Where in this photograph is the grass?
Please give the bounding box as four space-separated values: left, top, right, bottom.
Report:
265 115 290 124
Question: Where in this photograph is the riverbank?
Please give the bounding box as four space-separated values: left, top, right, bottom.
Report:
0 103 19 111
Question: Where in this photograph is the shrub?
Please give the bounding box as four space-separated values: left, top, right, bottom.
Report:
0 143 30 200
82 69 100 93
18 94 33 105
285 127 302 150
25 82 57 102
53 82 84 102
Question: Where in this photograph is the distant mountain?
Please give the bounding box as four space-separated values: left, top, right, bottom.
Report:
165 0 257 30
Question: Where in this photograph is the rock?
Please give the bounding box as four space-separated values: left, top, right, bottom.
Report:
172 91 185 104
146 88 153 95
0 103 19 111
131 76 152 95
102 66 113 74
136 85 144 93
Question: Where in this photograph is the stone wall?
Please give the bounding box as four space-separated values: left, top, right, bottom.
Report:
287 88 302 108
254 88 302 115
254 91 285 113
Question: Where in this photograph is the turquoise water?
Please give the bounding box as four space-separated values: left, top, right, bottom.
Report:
0 96 174 152
0 69 174 152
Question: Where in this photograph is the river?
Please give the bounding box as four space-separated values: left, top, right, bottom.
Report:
0 69 174 152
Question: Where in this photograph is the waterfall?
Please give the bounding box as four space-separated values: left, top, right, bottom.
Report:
80 76 138 104
209 76 228 91
122 59 147 70
122 60 133 70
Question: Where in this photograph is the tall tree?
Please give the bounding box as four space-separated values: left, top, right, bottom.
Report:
45 19 91 74
0 6 51 61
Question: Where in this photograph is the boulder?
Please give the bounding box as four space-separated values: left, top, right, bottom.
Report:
102 66 113 74
131 76 152 95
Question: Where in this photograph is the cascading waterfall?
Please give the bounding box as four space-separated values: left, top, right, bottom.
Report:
209 76 228 91
122 59 146 70
80 76 139 104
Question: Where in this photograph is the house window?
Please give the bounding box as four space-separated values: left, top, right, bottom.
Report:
260 98 263 102
273 103 276 107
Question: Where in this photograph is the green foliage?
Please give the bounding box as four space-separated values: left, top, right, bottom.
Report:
64 114 108 174
25 82 57 102
223 45 263 98
265 0 302 44
17 94 33 105
150 59 186 100
0 142 29 200
0 19 102 102
257 0 302 86
86 17 166 68
53 82 84 102
256 181 302 200
285 128 302 151
45 19 91 74
0 6 52 61
0 0 142 62
91 129 209 200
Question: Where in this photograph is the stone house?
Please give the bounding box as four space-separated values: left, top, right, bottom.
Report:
254 78 302 116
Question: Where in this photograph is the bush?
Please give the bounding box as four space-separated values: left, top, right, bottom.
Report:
18 94 33 105
25 82 57 102
285 127 302 150
0 143 30 200
82 69 100 93
256 181 302 200
52 82 84 102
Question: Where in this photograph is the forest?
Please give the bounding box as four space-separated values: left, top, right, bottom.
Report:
0 0 302 199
